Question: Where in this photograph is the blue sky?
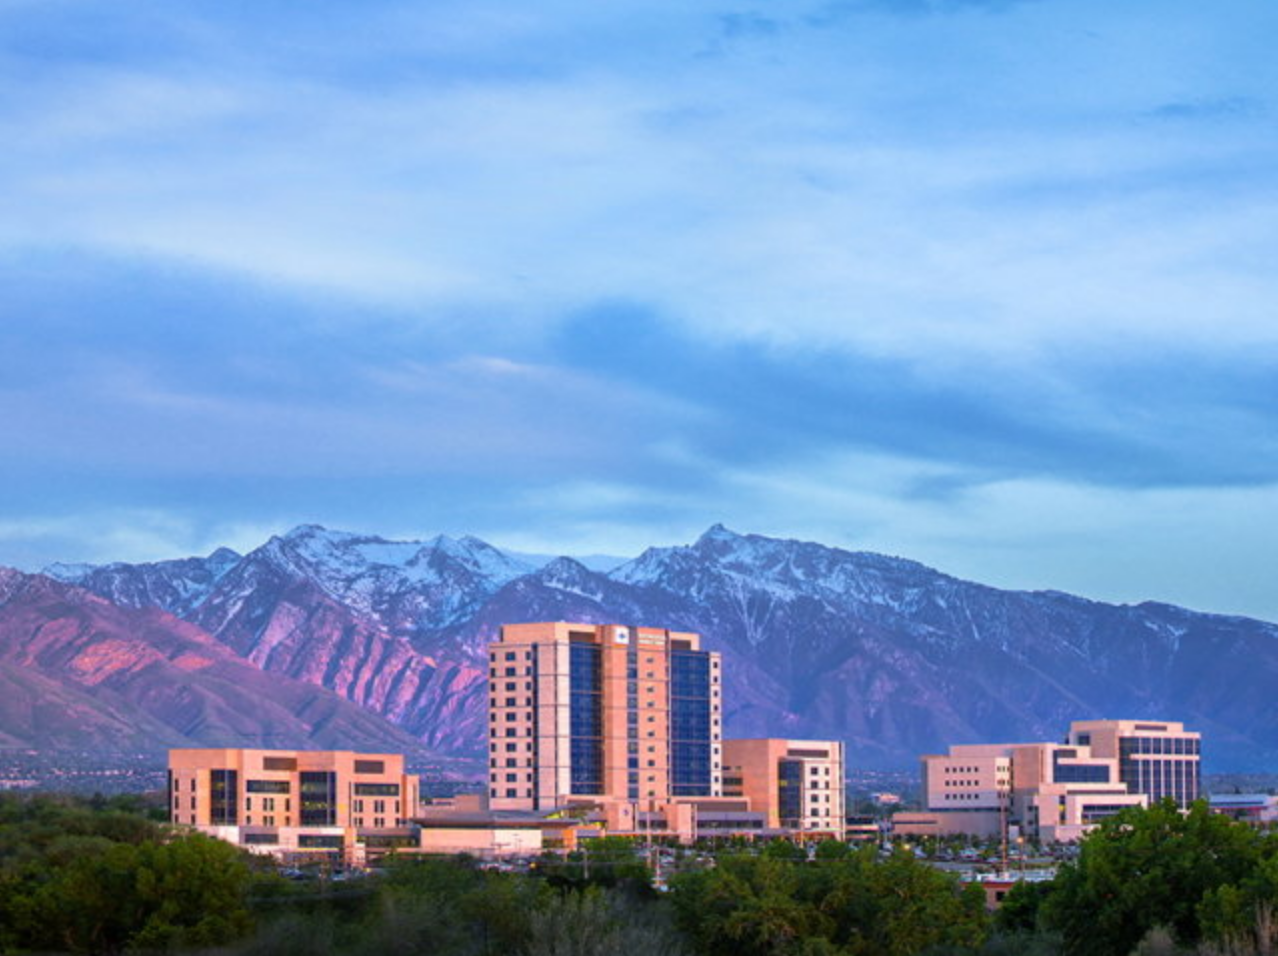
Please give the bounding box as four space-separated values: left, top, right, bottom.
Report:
3 0 1277 619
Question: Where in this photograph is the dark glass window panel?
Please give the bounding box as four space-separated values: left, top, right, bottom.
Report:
300 771 336 826
298 834 343 849
210 769 238 824
246 779 291 793
778 760 803 825
569 643 603 795
1052 755 1111 784
354 783 400 796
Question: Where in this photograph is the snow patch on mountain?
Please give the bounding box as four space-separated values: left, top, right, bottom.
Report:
42 562 98 583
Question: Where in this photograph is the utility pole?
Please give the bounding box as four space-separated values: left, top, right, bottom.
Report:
999 781 1009 876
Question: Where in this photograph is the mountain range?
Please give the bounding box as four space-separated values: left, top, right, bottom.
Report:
4 524 1275 771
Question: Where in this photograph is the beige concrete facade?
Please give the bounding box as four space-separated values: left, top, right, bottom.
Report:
1067 719 1201 807
723 738 846 836
417 826 547 857
898 727 1191 842
1009 742 1145 842
488 622 723 813
168 748 420 863
909 743 1016 839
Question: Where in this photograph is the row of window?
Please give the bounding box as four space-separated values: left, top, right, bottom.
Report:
491 666 531 678
1119 736 1201 756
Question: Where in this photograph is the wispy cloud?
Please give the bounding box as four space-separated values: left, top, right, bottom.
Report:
1 0 1276 618
1146 97 1265 122
0 510 287 571
3 0 1274 366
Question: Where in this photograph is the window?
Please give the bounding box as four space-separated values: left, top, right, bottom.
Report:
670 649 712 796
354 783 399 796
210 769 238 825
569 643 603 795
354 759 385 775
298 834 343 849
246 779 291 794
300 772 337 826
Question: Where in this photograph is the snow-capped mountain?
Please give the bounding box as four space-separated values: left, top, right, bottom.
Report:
46 547 242 618
249 525 534 629
27 524 1278 769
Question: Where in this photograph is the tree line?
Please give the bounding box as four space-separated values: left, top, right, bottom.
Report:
5 793 1278 955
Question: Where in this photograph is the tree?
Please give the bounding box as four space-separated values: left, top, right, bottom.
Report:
1042 800 1264 956
670 845 987 956
6 830 252 954
554 836 651 890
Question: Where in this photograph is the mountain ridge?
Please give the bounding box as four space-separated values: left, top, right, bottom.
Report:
0 568 437 756
24 524 1278 770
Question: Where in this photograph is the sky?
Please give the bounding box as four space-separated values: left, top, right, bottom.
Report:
2 0 1277 619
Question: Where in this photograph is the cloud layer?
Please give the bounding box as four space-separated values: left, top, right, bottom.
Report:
2 0 1276 618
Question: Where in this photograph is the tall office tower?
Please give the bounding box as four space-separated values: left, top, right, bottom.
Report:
488 622 722 811
1067 720 1201 807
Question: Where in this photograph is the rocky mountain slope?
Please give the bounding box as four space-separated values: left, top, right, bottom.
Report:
37 524 1278 770
0 568 432 755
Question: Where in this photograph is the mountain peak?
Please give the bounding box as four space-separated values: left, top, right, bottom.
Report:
697 523 738 544
282 523 332 540
206 547 242 568
534 556 607 600
42 561 97 583
539 555 594 578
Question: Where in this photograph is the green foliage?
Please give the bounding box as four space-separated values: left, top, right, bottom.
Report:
0 793 253 954
670 844 988 956
762 839 808 861
1041 800 1266 956
39 791 1278 956
552 836 652 890
524 888 690 956
993 879 1054 934
813 840 853 861
362 854 552 955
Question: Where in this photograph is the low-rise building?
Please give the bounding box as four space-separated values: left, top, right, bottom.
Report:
1008 742 1146 843
1066 720 1201 808
723 738 846 837
168 748 419 865
1209 793 1278 825
893 718 1199 843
